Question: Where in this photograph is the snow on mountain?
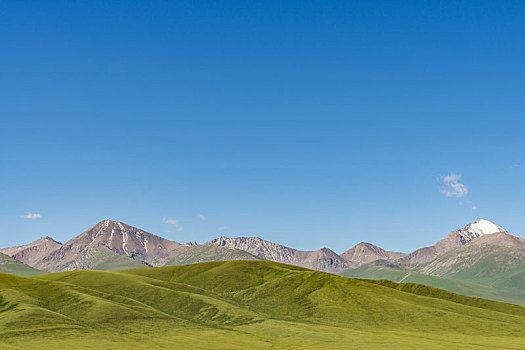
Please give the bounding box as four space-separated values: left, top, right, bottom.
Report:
457 219 507 243
396 219 510 266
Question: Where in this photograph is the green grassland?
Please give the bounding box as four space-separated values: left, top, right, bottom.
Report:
341 258 525 306
0 253 45 277
164 244 261 266
79 245 149 271
0 260 524 349
418 245 525 294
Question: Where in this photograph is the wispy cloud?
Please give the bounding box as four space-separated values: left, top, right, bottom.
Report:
510 163 523 169
440 174 476 210
21 213 42 219
218 226 228 231
197 213 205 220
440 174 468 198
162 217 183 231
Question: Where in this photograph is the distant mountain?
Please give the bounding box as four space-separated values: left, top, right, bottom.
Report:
340 259 525 306
208 236 354 273
1 221 272 273
340 242 406 267
340 219 525 305
1 217 521 289
415 232 524 278
0 236 62 267
35 220 184 272
0 252 45 277
397 219 508 266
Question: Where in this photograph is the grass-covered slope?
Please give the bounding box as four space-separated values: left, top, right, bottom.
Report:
341 261 525 306
78 245 149 271
164 244 261 266
0 253 45 277
0 261 524 349
341 251 525 306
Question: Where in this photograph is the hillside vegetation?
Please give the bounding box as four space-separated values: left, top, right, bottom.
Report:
164 244 261 266
0 261 524 349
341 239 525 307
0 253 45 277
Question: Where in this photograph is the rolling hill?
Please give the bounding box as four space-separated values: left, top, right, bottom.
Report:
163 244 262 265
0 261 524 349
1 217 523 312
0 253 45 277
341 231 525 306
341 260 525 306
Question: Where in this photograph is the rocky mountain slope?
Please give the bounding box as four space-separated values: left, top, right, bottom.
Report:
208 236 354 273
0 252 45 276
0 236 62 267
341 219 525 305
2 217 521 284
397 219 508 266
2 221 274 273
415 232 524 277
35 220 184 272
340 242 406 267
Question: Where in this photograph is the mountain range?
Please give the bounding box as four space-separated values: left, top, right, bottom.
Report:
1 218 523 305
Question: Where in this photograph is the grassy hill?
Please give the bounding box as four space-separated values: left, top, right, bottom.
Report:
0 253 45 277
341 239 525 307
416 243 525 289
341 262 525 306
164 244 261 266
78 245 149 271
0 260 524 349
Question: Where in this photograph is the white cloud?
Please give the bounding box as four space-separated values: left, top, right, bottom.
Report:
511 163 523 169
197 213 205 220
162 217 183 231
218 226 228 231
440 174 468 198
21 213 42 219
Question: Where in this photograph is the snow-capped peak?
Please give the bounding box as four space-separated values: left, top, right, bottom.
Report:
458 219 507 243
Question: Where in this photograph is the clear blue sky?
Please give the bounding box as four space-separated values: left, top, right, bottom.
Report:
1 1 524 253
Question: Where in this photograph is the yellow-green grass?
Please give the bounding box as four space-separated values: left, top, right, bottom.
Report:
1 260 524 349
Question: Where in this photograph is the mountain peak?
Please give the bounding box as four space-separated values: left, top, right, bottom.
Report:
30 219 184 272
340 242 407 267
37 236 61 244
459 219 507 243
0 235 62 267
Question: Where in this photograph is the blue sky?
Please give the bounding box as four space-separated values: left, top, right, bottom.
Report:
1 1 524 253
